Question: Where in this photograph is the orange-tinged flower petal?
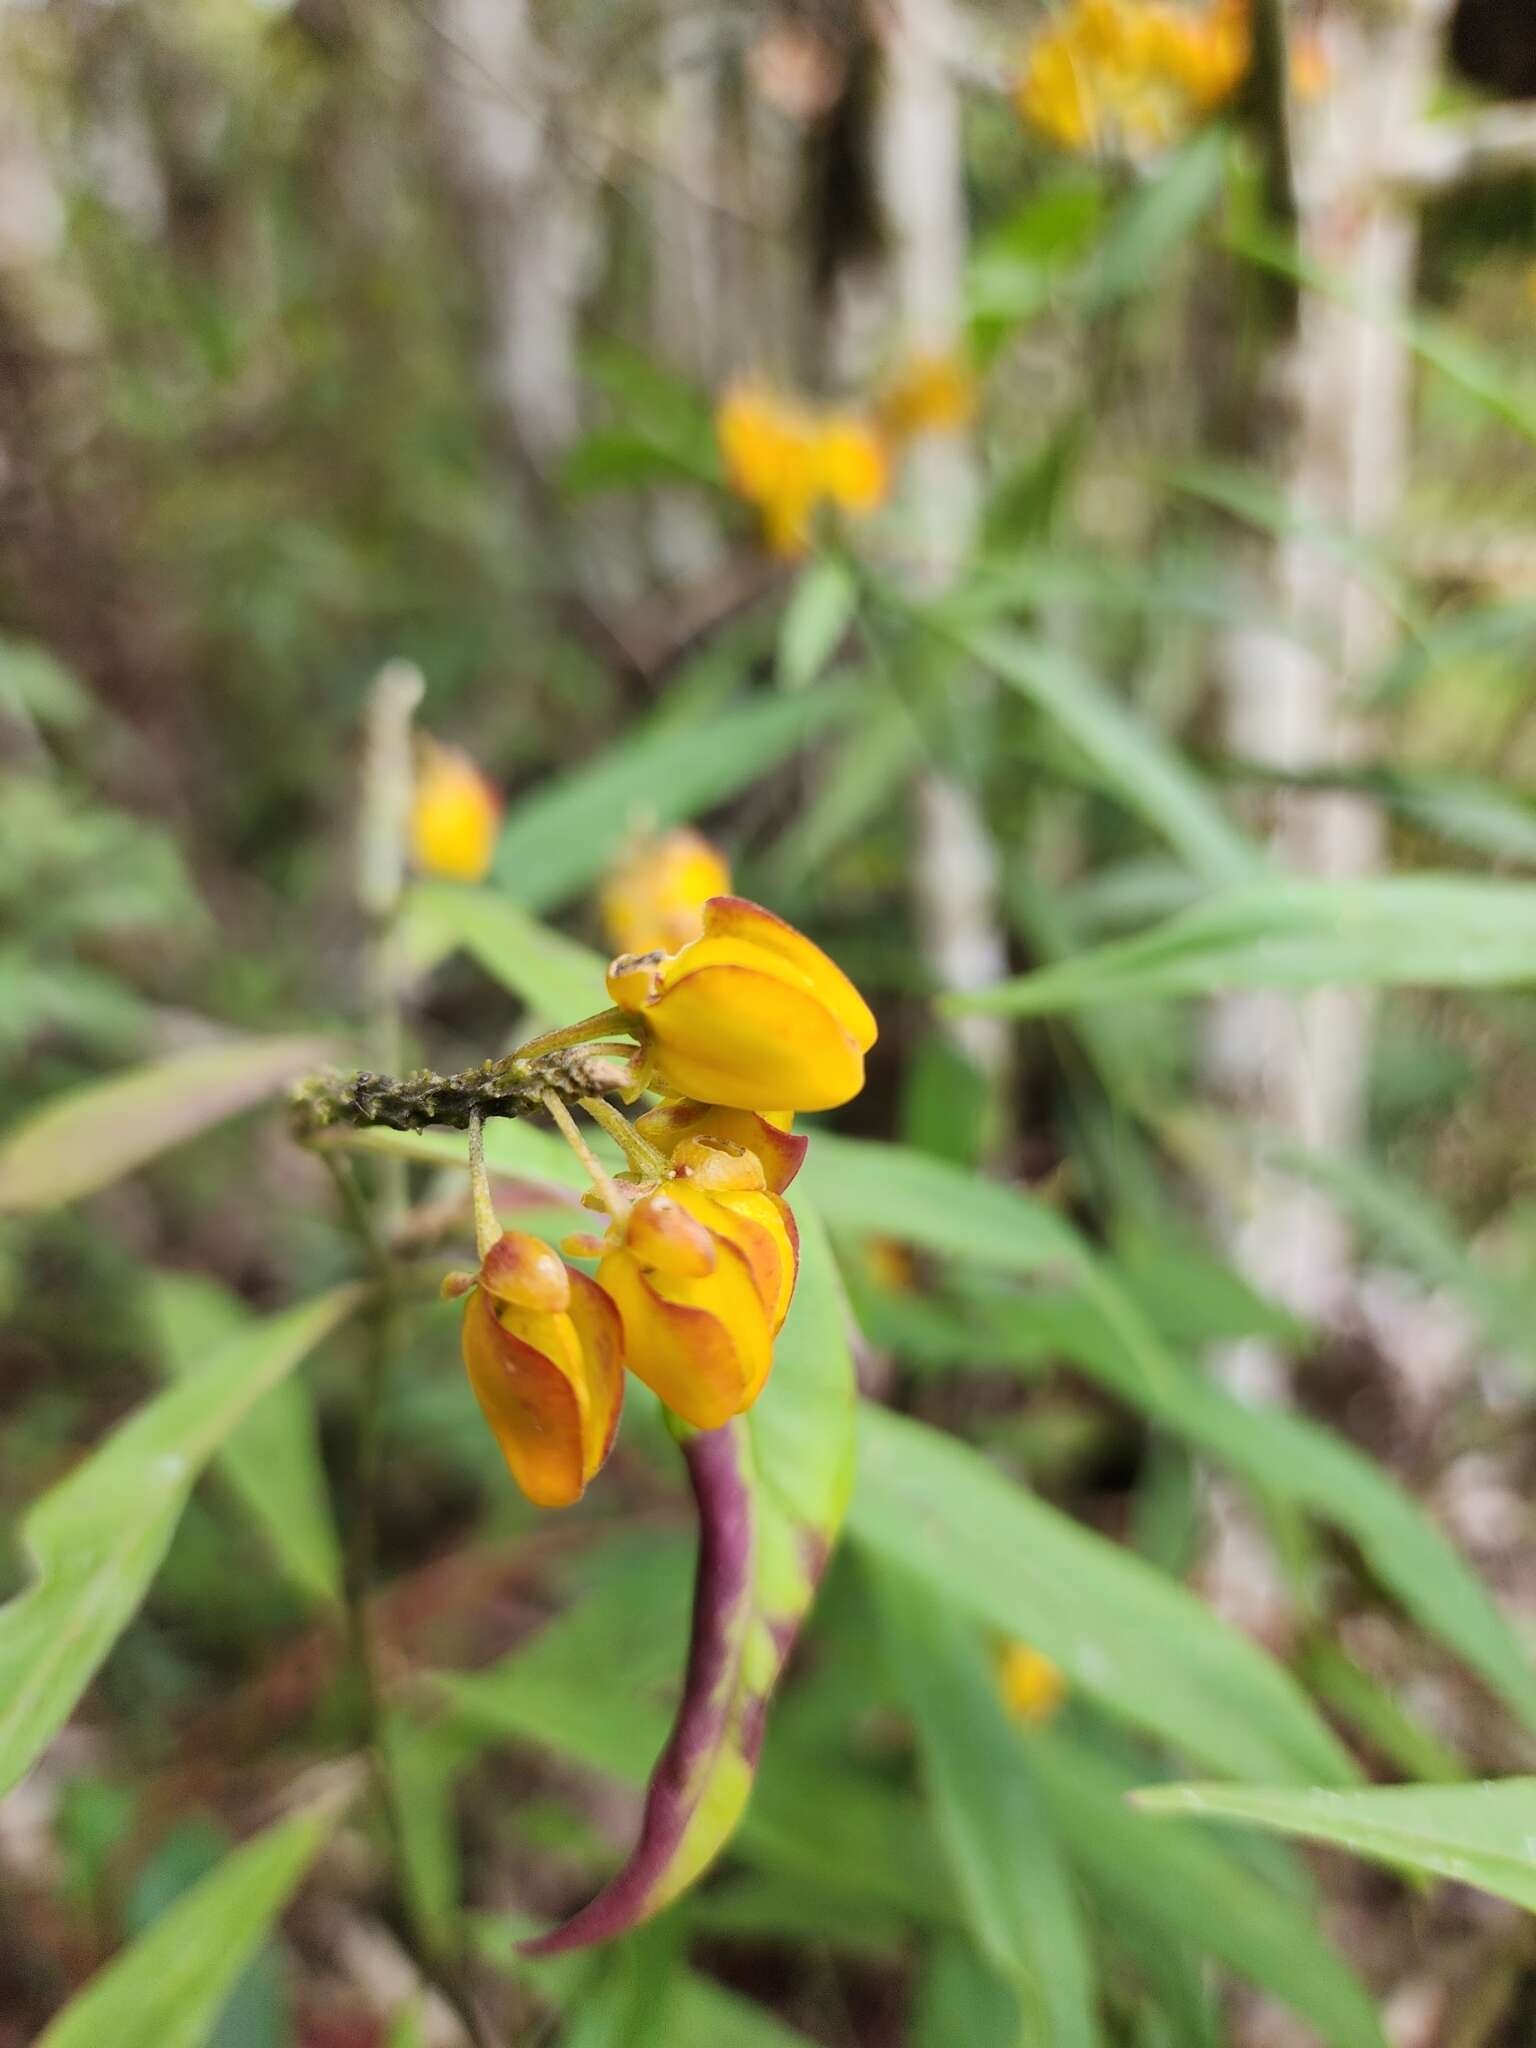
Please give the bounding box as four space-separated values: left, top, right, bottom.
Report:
639 962 866 1111
709 1186 799 1334
409 739 503 883
669 1135 766 1194
479 1230 571 1313
597 1236 772 1430
600 828 732 958
567 1268 625 1481
609 897 876 1113
626 1188 718 1278
461 1288 589 1508
813 416 889 515
699 898 876 1052
635 1099 807 1192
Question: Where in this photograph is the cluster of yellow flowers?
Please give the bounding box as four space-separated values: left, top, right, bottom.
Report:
1015 0 1248 154
716 378 889 557
446 838 876 1507
715 352 977 557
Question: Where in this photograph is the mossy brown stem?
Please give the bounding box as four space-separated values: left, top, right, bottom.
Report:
290 1044 634 1141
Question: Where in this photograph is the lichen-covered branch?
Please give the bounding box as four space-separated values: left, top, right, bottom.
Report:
290 1046 633 1141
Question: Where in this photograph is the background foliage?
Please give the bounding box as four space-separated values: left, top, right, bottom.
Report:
7 1 1536 2043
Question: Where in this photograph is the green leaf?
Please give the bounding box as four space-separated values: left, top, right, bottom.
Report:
872 1565 1099 2048
0 1035 334 1213
776 558 857 693
1041 1739 1384 2048
148 1273 343 1607
914 1936 1032 2048
492 689 858 911
1134 1778 1536 1914
401 882 605 1021
944 627 1262 886
1085 127 1228 312
952 876 1536 1016
516 1206 857 1949
35 1794 349 2048
850 1404 1354 1786
0 1286 362 1798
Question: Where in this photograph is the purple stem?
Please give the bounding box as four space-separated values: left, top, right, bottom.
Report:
519 1419 756 1955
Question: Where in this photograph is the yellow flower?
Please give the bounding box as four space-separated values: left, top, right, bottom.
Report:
600 827 732 958
635 1098 806 1194
409 739 503 883
1015 0 1248 156
607 894 877 1113
813 414 890 516
596 1162 799 1430
877 352 977 442
997 1642 1068 1727
448 1230 623 1508
715 378 889 556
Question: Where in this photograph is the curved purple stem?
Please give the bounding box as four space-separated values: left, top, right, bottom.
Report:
519 1420 757 1955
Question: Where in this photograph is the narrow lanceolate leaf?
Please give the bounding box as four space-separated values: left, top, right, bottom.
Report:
872 1565 1099 2048
944 626 1263 888
401 882 604 1022
520 1206 857 1951
0 1287 362 1798
35 1792 350 2048
149 1273 344 1607
950 876 1536 1016
0 1034 334 1212
852 1405 1353 1787
1134 1779 1536 1914
492 688 858 911
1042 1739 1384 2048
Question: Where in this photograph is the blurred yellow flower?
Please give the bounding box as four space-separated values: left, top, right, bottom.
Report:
716 378 889 556
877 352 977 442
997 1641 1068 1727
600 827 731 958
409 739 503 883
1016 0 1248 155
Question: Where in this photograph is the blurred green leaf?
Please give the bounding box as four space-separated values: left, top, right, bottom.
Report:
149 1273 342 1607
401 882 604 1020
852 1404 1355 1784
914 1936 1031 2048
952 876 1536 1015
0 1035 333 1213
1135 1777 1536 1912
872 1565 1099 2048
493 688 858 911
776 557 857 693
1085 128 1228 312
0 1286 361 1798
1040 1738 1384 2048
943 626 1262 885
35 1794 347 2048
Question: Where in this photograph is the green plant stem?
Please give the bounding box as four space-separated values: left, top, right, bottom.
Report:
323 1153 499 2048
580 1094 668 1179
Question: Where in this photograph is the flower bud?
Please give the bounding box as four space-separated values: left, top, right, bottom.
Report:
410 739 503 883
596 1179 798 1430
607 896 876 1113
600 828 731 958
459 1229 623 1507
634 1098 807 1193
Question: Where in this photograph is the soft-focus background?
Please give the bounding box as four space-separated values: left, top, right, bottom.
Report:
9 1 1536 2043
